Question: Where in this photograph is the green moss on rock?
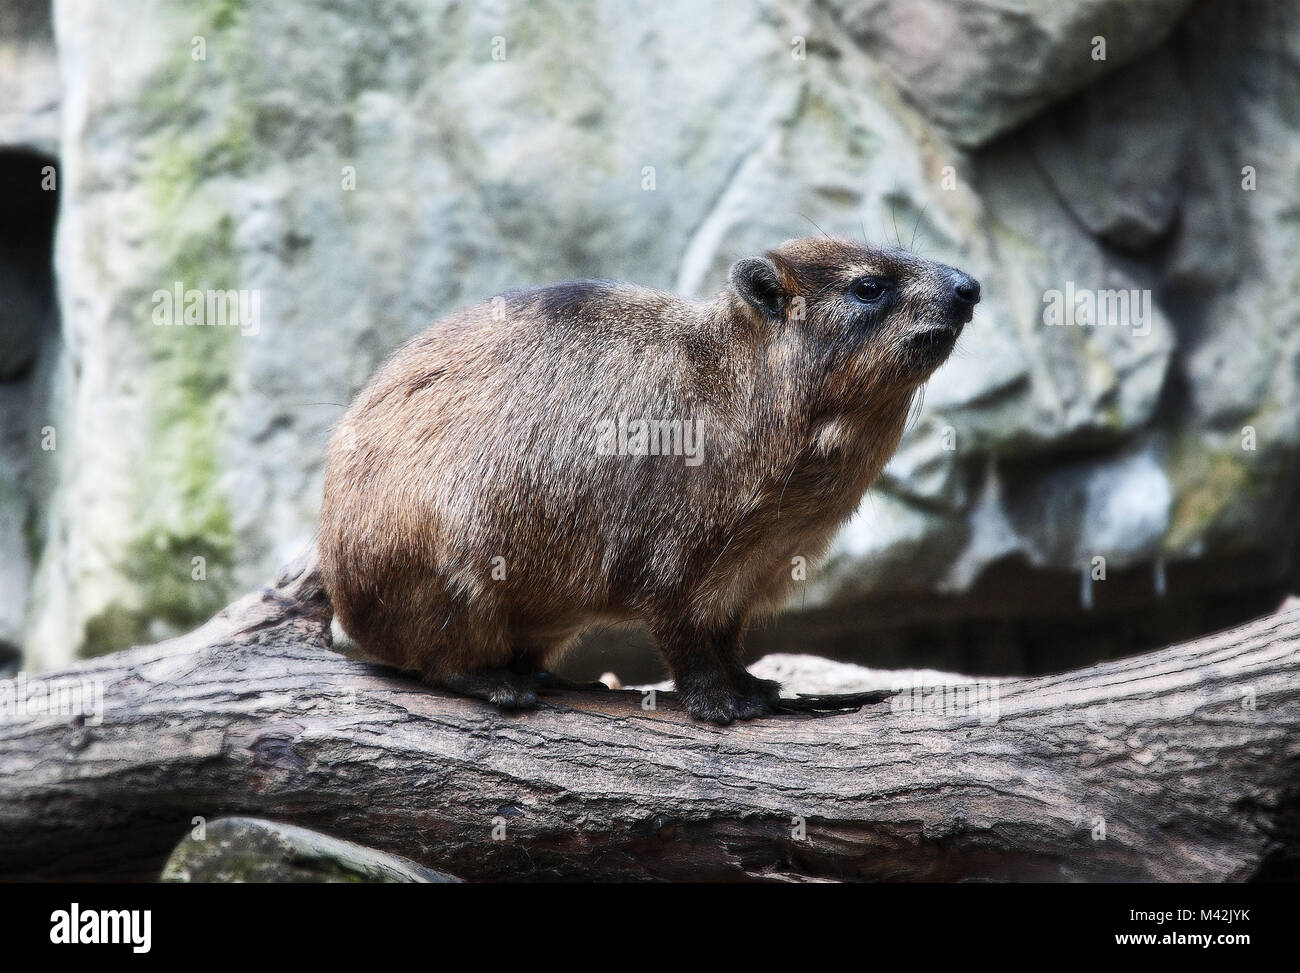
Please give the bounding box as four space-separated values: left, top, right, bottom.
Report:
82 603 150 658
82 25 259 654
1164 436 1252 552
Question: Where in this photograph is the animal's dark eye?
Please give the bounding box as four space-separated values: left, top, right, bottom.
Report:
850 279 887 303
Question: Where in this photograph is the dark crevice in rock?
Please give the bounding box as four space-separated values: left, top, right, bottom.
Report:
0 146 57 379
0 144 60 661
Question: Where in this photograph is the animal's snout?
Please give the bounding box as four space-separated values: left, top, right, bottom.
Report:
947 270 980 324
951 271 980 307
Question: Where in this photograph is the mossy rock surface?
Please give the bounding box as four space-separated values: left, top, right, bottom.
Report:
161 816 461 884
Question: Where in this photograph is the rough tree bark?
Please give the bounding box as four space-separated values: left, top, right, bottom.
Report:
1 554 1297 882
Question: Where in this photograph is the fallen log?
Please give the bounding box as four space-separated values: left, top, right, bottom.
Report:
0 554 1297 881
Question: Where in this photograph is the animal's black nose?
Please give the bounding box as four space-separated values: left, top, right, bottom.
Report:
952 273 980 305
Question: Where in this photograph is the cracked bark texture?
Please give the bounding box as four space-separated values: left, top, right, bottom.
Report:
1 555 1297 882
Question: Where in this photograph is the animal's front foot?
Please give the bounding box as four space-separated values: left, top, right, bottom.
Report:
681 686 740 725
438 668 539 711
732 670 782 713
680 673 781 725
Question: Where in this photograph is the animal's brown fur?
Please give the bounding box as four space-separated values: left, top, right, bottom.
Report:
319 237 979 723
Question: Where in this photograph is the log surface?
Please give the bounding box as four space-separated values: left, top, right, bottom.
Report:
1 555 1297 882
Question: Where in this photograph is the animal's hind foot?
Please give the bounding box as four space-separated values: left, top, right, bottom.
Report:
437 668 539 710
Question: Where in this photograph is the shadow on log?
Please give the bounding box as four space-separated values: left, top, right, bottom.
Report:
1 552 1297 882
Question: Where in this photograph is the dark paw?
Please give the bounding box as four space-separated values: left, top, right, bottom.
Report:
730 692 775 721
720 670 781 719
487 683 539 710
681 682 779 725
733 671 782 706
682 689 739 725
440 669 539 711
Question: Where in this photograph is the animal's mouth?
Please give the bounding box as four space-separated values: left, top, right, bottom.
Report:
913 316 966 341
906 320 963 369
908 291 974 362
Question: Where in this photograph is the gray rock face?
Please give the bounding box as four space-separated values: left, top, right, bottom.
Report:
0 0 59 156
830 0 1197 147
4 0 1298 667
0 382 31 662
1029 48 1190 251
161 816 461 883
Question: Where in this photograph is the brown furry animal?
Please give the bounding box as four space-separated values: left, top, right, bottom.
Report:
319 237 979 724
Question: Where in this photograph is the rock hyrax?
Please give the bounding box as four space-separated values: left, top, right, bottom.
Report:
320 237 979 723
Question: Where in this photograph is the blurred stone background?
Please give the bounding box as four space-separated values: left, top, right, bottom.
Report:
1 0 1297 681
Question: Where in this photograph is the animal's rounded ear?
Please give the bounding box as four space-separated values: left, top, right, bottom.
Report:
729 257 786 318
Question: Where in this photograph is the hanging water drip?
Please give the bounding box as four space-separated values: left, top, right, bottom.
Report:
1153 557 1168 598
1079 563 1095 611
